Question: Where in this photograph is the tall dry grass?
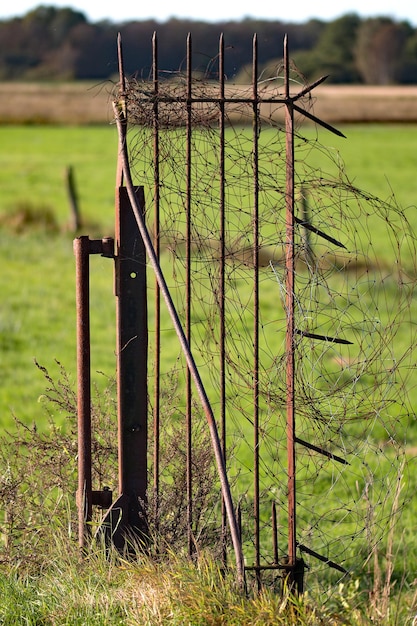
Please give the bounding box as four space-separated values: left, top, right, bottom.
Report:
0 82 114 124
1 83 417 125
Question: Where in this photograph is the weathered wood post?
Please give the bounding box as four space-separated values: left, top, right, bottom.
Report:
114 185 148 547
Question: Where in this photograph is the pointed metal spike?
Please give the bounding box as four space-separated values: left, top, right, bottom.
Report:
292 75 329 101
297 544 348 574
295 329 353 345
295 437 349 465
294 216 346 249
293 103 346 138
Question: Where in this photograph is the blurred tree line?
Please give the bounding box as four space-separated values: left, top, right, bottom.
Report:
0 5 416 83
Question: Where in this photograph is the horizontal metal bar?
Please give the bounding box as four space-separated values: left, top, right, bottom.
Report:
129 94 288 105
84 237 115 257
129 93 338 106
244 564 293 571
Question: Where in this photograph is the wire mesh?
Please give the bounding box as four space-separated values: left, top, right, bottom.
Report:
115 32 417 594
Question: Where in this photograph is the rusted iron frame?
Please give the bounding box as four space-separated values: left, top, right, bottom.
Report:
252 33 261 589
140 70 343 139
219 33 228 564
113 102 245 586
284 33 297 580
74 235 114 549
245 560 305 593
140 70 328 107
74 235 93 549
141 96 289 104
152 30 161 544
279 37 344 586
114 31 348 583
185 32 194 558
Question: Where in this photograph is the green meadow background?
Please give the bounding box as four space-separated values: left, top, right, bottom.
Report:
1 121 417 621
1 123 416 430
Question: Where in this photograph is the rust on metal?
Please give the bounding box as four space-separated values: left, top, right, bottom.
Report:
252 32 261 591
185 32 193 558
74 235 114 548
116 32 126 188
74 235 93 549
284 33 297 577
219 31 228 564
245 563 295 571
74 31 350 591
152 30 161 539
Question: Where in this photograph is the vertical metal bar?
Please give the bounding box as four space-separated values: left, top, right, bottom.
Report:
74 235 93 549
252 33 261 589
152 30 161 542
272 501 279 565
116 33 126 188
186 32 193 557
237 501 242 546
284 34 297 571
219 32 228 565
301 188 313 266
115 186 148 538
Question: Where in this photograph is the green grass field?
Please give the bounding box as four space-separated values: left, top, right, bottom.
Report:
1 123 417 621
0 126 117 427
1 122 416 428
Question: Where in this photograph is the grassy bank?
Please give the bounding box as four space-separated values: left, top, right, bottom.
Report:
0 538 395 625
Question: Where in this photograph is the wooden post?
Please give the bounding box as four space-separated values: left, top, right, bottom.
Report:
65 165 81 232
115 185 148 542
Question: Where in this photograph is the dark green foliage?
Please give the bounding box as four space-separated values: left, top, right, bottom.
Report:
355 18 413 84
0 7 417 83
298 13 362 83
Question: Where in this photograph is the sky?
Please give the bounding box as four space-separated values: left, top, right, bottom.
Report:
1 0 417 26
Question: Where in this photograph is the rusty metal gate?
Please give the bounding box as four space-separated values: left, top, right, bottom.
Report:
74 32 360 591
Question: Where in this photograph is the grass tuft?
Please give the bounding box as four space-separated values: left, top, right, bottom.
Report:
0 364 415 623
0 201 60 234
0 537 367 625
